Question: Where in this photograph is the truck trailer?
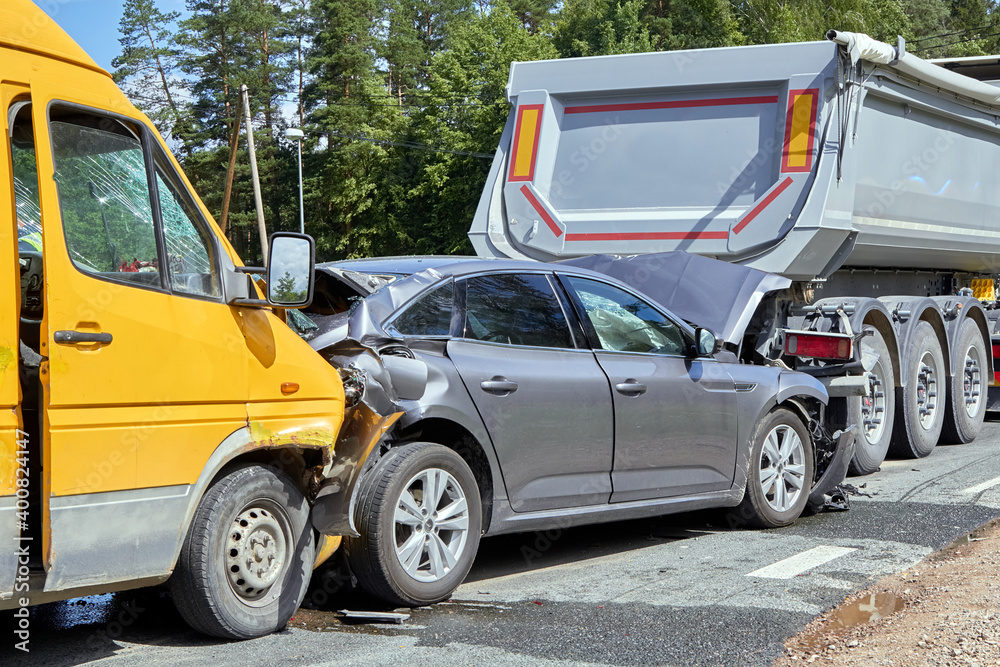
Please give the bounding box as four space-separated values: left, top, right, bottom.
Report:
471 31 1000 475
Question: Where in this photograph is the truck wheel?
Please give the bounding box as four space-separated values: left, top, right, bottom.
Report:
170 464 314 639
848 326 895 475
345 443 481 607
890 321 945 458
738 408 814 528
942 318 987 444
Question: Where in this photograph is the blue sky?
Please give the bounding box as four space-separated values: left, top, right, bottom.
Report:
39 0 187 72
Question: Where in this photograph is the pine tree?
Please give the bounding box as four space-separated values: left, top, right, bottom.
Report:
113 0 184 140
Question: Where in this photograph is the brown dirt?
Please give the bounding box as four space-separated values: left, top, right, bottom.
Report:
773 519 1000 667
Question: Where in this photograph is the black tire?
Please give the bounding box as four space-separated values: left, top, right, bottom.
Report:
738 408 814 528
345 443 482 607
890 321 946 459
170 464 315 639
848 326 895 475
941 318 987 444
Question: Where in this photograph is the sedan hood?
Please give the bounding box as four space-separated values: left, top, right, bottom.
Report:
560 252 791 345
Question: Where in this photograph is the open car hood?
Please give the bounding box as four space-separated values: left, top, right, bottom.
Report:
560 252 791 345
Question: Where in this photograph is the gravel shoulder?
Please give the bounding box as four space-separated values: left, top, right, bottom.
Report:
774 518 1000 666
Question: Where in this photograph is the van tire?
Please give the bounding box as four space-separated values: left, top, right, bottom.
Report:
170 463 314 639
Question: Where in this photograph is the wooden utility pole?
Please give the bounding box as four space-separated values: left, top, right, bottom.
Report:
219 101 242 236
241 84 268 266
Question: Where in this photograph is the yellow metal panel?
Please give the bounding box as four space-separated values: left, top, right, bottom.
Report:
785 93 815 170
512 108 541 180
971 278 996 302
0 0 104 74
1 84 23 499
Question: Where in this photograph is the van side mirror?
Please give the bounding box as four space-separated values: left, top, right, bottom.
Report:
267 233 315 308
695 327 724 357
230 232 315 308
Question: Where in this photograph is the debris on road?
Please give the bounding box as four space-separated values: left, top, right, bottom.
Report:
336 610 410 624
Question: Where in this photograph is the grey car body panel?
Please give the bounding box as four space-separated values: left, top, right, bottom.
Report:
473 35 1000 280
560 252 792 345
307 257 841 538
594 351 738 502
448 340 614 511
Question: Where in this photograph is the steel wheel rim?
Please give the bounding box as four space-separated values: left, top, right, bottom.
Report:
916 351 939 430
393 467 470 583
861 364 887 445
758 424 806 513
226 499 291 607
963 345 983 418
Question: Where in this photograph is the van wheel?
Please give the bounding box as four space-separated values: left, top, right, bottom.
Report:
345 443 481 607
848 326 895 475
941 318 987 444
738 408 814 528
891 321 945 458
170 464 314 639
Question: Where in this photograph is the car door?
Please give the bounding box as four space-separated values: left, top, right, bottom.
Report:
445 272 615 512
560 275 739 503
29 96 250 590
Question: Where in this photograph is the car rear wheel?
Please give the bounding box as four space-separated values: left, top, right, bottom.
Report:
738 408 814 528
170 464 314 639
345 443 482 607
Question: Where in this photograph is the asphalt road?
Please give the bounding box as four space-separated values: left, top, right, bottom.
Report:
7 420 1000 666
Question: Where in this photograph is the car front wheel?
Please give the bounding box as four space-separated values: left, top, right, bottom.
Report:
738 408 814 528
346 443 482 606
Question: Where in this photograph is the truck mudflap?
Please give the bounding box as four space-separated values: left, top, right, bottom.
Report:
808 426 855 513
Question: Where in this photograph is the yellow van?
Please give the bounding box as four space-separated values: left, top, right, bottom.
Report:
1 0 345 640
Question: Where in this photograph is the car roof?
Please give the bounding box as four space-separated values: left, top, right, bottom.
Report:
318 255 484 276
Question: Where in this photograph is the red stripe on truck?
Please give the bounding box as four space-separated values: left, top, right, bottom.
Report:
565 96 779 115
732 177 794 235
520 185 562 237
565 231 728 241
993 343 1000 384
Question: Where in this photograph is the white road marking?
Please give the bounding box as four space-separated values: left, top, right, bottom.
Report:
962 475 1000 495
747 546 857 579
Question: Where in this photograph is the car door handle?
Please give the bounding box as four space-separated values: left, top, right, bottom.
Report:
481 377 518 394
54 330 113 345
615 380 647 396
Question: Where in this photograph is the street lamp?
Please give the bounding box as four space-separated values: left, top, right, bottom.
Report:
285 127 305 234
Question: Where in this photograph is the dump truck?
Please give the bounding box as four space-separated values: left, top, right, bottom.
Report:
470 30 1000 476
1 0 357 641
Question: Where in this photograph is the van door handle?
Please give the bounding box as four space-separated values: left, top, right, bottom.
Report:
615 380 647 396
481 377 518 395
54 330 113 345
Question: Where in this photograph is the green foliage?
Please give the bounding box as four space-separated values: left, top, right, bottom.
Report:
554 0 655 56
113 0 1000 265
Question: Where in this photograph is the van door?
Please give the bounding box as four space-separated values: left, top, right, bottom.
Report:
27 95 251 591
0 88 32 600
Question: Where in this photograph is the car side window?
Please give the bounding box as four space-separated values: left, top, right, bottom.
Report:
461 273 574 349
386 280 454 337
155 164 220 298
50 115 162 288
564 276 687 355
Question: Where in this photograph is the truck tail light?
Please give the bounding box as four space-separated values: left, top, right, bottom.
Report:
784 330 852 361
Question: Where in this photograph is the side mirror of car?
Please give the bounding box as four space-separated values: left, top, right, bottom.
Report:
266 233 315 308
230 232 316 308
695 327 724 357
